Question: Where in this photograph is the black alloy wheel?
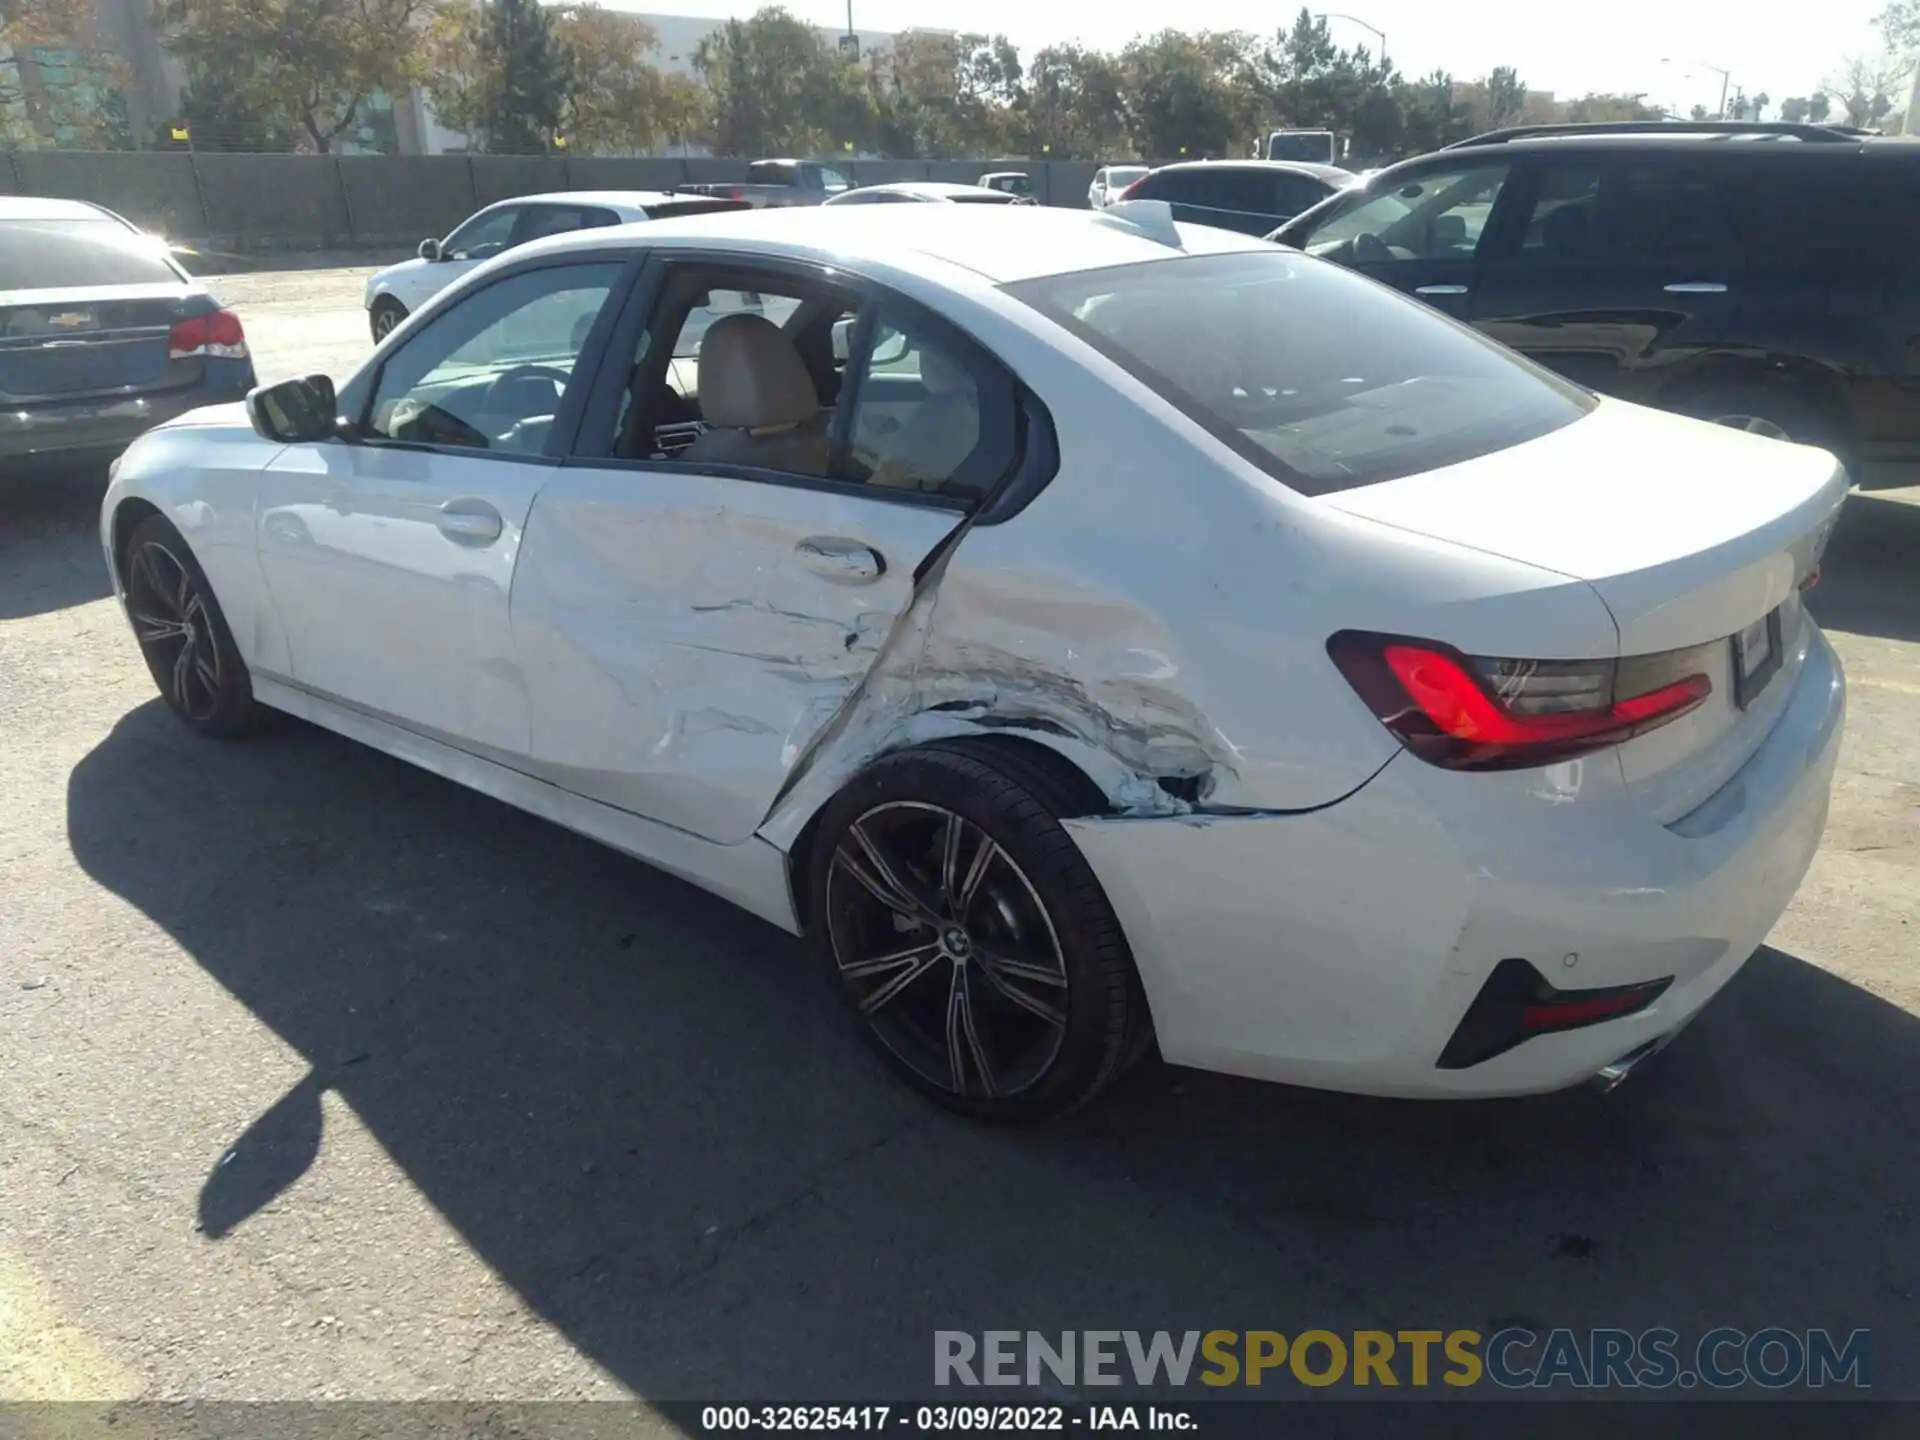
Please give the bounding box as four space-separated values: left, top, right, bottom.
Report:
122 514 263 737
809 743 1142 1121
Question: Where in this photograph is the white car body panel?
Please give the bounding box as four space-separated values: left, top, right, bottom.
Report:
367 254 482 314
102 206 1848 1099
513 465 964 844
256 443 552 757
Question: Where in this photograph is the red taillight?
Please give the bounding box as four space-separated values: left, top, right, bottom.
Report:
728 185 744 200
1329 631 1711 771
169 308 248 361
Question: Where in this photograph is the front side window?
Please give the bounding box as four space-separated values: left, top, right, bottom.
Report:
1301 164 1511 262
1008 250 1593 496
442 207 520 262
367 263 620 453
1518 165 1603 254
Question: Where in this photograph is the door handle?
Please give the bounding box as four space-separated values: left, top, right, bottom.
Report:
1664 281 1729 294
796 536 885 584
1415 284 1470 297
436 498 503 545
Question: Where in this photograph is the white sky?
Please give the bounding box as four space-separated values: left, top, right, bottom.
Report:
627 0 1897 112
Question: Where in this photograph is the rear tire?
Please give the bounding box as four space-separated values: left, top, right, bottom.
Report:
369 296 407 342
121 514 265 738
805 745 1143 1122
1672 381 1838 451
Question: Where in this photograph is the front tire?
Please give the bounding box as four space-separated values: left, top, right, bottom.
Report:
806 744 1141 1121
369 296 407 342
122 514 264 738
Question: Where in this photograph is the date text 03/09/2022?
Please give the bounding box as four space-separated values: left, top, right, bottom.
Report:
699 1406 1191 1433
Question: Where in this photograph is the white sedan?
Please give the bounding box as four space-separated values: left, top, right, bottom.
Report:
1088 165 1148 208
363 189 747 341
103 203 1844 1120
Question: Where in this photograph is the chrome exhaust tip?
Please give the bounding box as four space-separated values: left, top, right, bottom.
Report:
1590 1034 1673 1094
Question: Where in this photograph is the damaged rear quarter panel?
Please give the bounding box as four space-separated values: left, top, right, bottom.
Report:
758 268 1622 851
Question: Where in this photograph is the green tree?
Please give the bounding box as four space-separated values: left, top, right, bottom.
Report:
551 6 702 155
1809 92 1832 122
175 65 304 150
1120 29 1263 159
159 0 433 153
694 7 857 156
429 0 573 153
1015 42 1128 158
1779 96 1810 122
1 0 128 145
1484 66 1527 128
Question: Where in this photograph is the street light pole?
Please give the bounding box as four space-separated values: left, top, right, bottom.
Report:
1320 12 1387 70
1661 57 1733 118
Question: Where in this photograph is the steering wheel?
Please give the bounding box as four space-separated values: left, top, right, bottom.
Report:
1350 231 1393 264
481 363 572 421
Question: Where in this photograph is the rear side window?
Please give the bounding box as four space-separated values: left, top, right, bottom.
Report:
1595 165 1736 261
1007 250 1594 496
1274 173 1333 215
0 219 179 290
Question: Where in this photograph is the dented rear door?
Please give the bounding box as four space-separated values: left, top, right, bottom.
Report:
511 465 958 843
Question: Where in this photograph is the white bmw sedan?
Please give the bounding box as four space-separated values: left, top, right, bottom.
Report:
101 203 1845 1120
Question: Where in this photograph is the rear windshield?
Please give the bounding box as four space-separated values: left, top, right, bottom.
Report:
1005 250 1593 495
0 219 181 291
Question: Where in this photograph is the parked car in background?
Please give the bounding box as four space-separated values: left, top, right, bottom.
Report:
103 202 1843 1121
2 196 254 475
364 191 747 340
823 182 1030 208
1271 120 1920 484
1088 165 1148 208
1114 161 1351 235
675 158 854 209
980 171 1036 202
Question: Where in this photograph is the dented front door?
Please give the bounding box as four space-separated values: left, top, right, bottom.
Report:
510 465 960 844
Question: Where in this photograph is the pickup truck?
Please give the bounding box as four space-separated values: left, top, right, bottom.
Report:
676 159 854 208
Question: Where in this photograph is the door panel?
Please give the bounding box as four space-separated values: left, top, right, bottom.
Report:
512 469 959 843
1470 160 1744 401
256 261 624 757
258 443 550 755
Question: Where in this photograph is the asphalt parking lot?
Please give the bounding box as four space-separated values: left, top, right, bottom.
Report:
1 266 1917 1408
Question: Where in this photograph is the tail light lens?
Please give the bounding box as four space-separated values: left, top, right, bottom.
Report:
728 186 744 200
168 308 248 361
1327 631 1712 771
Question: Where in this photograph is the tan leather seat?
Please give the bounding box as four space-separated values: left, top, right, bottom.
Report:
865 340 980 491
681 313 831 474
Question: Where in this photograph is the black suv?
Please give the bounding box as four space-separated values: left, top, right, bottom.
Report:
1272 121 1920 485
1123 160 1354 237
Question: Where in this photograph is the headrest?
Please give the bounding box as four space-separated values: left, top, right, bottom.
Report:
697 313 817 430
917 340 973 397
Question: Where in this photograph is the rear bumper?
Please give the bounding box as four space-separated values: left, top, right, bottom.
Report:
1065 625 1846 1098
0 366 254 470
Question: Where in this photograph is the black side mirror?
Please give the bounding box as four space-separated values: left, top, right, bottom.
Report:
246 374 338 443
419 237 442 261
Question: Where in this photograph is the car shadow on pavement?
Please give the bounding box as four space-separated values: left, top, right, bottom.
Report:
65 703 1920 1401
0 468 115 619
1810 490 1920 645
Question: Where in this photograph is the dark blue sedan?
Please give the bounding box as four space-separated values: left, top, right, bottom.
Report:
2 197 255 474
